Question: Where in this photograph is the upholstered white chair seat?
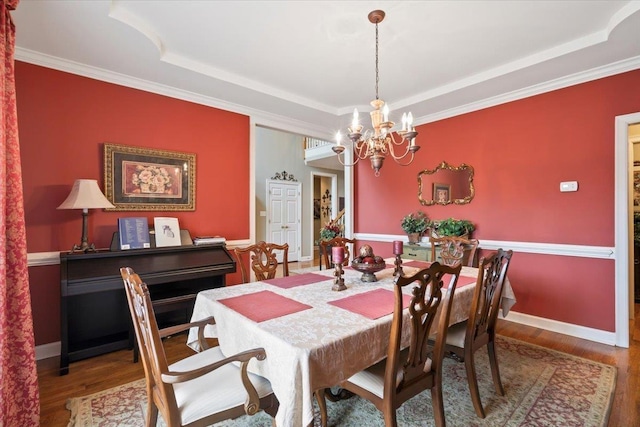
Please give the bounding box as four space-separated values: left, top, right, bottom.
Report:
445 320 467 348
346 349 432 399
170 347 273 426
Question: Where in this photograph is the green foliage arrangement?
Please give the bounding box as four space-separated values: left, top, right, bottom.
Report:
401 211 430 234
433 217 475 237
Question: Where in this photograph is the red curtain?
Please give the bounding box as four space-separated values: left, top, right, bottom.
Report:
0 0 40 425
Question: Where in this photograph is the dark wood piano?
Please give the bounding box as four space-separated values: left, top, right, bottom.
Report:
59 242 235 375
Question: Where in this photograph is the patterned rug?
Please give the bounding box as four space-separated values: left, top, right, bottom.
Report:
67 336 616 427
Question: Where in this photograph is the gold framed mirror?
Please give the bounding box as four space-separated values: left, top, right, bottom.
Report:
418 161 475 206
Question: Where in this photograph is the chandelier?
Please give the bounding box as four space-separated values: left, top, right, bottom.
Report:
333 10 420 176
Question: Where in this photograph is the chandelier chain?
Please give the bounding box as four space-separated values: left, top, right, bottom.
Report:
375 20 379 100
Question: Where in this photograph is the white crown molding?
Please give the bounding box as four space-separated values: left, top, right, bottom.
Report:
16 45 640 138
14 48 330 140
108 2 337 116
416 55 640 126
354 233 615 259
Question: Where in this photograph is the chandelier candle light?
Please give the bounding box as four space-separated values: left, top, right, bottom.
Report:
333 10 420 176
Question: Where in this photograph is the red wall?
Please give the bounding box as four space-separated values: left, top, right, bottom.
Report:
16 62 251 344
17 61 640 345
355 69 640 332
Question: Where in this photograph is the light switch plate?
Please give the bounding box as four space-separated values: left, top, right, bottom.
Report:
259 211 267 217
560 181 578 192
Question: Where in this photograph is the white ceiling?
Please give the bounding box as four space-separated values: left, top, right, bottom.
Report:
12 0 640 140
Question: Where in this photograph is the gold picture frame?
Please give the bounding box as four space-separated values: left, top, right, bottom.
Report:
104 143 196 211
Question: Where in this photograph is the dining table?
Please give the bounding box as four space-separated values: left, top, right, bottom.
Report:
186 259 516 427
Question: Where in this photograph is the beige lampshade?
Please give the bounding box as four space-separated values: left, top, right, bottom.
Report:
57 179 115 210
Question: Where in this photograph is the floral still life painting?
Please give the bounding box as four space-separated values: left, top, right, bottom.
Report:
125 162 181 197
104 143 196 211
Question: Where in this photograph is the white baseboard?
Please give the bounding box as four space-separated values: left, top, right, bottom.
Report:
502 311 617 346
36 341 60 361
35 312 617 361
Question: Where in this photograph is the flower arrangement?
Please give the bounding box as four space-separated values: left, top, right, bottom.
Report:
401 211 430 234
131 164 172 194
320 222 343 241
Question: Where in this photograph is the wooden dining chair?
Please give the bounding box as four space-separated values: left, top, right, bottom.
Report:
234 241 289 283
317 262 462 427
120 267 278 427
444 248 513 418
430 236 479 267
319 236 356 270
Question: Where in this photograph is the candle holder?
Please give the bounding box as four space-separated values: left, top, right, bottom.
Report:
332 262 347 291
392 240 404 276
393 254 403 277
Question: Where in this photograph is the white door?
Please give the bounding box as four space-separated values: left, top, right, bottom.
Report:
267 180 301 262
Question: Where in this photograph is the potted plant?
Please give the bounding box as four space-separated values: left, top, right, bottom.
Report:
401 211 430 244
319 222 343 242
432 217 475 238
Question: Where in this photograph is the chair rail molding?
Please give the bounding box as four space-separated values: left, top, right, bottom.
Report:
353 233 614 259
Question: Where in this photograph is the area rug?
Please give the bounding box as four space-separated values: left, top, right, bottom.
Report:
66 336 616 427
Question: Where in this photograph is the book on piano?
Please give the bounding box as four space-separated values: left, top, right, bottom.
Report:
117 217 151 250
193 236 226 245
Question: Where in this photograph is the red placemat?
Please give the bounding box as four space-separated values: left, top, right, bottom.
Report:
400 265 477 289
328 289 411 320
403 260 432 268
218 290 312 322
453 275 477 288
263 273 328 289
440 274 477 289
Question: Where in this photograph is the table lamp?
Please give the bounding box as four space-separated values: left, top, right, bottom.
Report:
57 179 115 253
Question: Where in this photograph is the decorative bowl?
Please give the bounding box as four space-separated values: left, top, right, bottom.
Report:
351 260 386 282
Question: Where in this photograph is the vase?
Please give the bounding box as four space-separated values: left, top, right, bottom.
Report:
407 233 421 244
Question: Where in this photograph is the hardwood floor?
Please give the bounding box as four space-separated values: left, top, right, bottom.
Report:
37 258 640 426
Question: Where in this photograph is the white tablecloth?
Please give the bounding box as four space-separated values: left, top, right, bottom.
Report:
187 262 515 427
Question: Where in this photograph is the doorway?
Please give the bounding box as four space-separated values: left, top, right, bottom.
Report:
310 172 338 265
615 112 640 347
628 124 640 316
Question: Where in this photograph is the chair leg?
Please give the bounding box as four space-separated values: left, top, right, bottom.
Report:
430 384 446 427
487 339 505 395
464 351 486 418
382 399 398 427
145 400 158 427
314 388 328 427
